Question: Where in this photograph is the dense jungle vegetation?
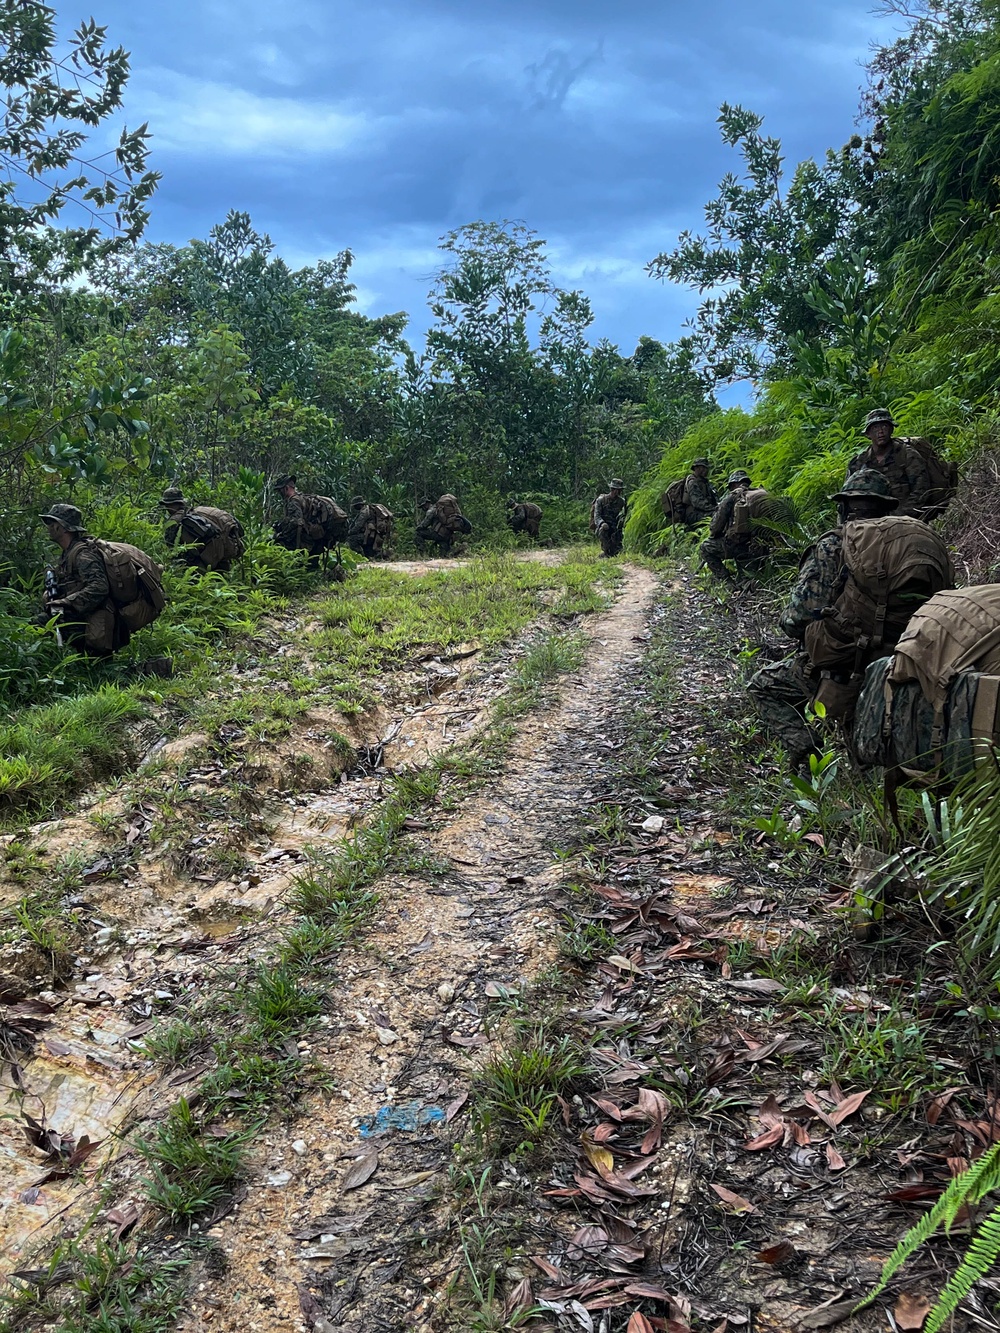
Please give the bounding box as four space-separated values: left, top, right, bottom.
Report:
4 0 1000 694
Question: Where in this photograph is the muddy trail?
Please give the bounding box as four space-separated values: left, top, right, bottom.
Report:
0 556 994 1333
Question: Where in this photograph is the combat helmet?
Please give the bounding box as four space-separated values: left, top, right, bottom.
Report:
863 408 895 432
157 486 187 509
727 469 751 488
829 469 897 507
40 503 85 531
691 457 710 470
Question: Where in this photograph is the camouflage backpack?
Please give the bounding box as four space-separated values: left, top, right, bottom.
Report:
728 488 793 539
192 505 245 559
661 477 688 523
898 436 958 520
853 585 1000 776
301 494 349 544
94 540 166 633
434 494 470 533
804 516 953 680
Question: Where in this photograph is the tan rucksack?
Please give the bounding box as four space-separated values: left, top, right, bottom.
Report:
805 517 953 678
728 488 793 539
889 585 1000 706
96 540 166 633
897 436 959 520
192 505 245 560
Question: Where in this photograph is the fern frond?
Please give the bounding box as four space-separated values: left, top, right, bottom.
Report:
926 1204 1000 1333
855 1141 1000 1312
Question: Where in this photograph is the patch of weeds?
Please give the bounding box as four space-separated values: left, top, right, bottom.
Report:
560 915 617 962
0 1238 190 1333
141 1019 212 1068
0 839 46 880
472 1021 588 1154
4 892 76 982
278 918 346 964
242 962 323 1038
814 999 943 1104
201 1053 309 1117
139 1096 249 1224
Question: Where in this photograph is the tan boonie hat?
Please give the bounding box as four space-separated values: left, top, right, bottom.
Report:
157 487 186 508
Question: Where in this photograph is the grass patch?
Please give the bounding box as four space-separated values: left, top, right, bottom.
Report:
139 1097 250 1224
472 1020 588 1155
0 687 145 817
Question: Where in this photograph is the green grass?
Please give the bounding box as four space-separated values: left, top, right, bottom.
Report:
139 1097 250 1224
472 1022 588 1153
0 687 145 816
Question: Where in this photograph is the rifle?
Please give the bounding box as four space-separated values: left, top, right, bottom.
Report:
44 567 64 648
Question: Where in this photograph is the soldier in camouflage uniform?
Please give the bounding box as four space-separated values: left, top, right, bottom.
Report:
846 408 931 518
505 498 543 539
40 503 121 656
158 487 238 572
348 496 393 559
746 471 899 768
700 469 753 579
682 458 718 526
273 473 325 564
592 479 627 557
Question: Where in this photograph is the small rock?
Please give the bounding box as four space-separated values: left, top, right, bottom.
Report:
94 928 114 945
375 1026 398 1045
291 1139 308 1156
436 982 455 1004
642 815 665 834
265 1170 293 1188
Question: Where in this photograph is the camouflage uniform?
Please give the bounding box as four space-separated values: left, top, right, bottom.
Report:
160 488 235 572
681 471 718 525
746 530 845 762
700 475 751 579
846 443 929 518
273 476 325 562
416 499 452 553
42 506 119 656
593 485 627 557
348 499 393 559
506 500 543 538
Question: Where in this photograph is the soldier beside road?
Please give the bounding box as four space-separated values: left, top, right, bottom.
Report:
506 498 543 540
700 469 753 580
41 503 116 655
592 479 627 557
847 408 931 518
675 458 718 527
416 494 471 555
158 487 243 572
348 497 394 559
747 471 952 770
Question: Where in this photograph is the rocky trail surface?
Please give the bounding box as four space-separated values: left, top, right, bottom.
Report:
0 558 993 1333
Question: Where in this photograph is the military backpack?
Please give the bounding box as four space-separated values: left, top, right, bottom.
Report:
728 488 793 539
434 494 471 534
661 477 688 523
192 505 245 560
804 517 952 684
853 585 1000 777
300 493 349 545
897 436 958 520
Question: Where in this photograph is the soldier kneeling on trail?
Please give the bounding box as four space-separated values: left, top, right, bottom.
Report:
701 470 793 581
158 487 244 573
416 494 472 555
747 470 953 771
41 503 167 658
348 496 394 559
505 498 542 540
273 473 349 572
591 479 627 557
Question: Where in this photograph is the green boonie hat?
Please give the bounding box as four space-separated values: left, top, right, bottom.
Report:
274 473 297 490
157 486 186 508
727 469 751 486
40 502 84 531
351 495 365 508
829 469 898 505
691 457 710 469
609 478 625 489
864 408 894 431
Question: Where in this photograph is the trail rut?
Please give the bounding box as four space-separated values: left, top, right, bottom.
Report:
182 564 660 1332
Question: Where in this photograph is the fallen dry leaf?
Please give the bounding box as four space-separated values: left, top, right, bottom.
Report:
827 1089 870 1126
825 1143 846 1171
341 1149 379 1192
627 1314 656 1333
582 1135 615 1177
744 1125 784 1151
756 1239 797 1265
444 1092 468 1124
709 1183 756 1213
894 1292 931 1330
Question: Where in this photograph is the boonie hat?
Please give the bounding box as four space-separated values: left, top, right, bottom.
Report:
691 457 710 469
157 486 186 508
609 478 625 489
829 469 898 506
274 473 297 489
727 469 751 487
863 408 895 432
40 503 84 531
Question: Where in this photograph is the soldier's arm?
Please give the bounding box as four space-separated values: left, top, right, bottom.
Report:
904 446 932 510
778 535 843 641
60 546 111 617
708 493 733 539
164 522 180 549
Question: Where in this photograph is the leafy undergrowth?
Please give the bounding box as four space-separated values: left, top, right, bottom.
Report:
444 572 1000 1332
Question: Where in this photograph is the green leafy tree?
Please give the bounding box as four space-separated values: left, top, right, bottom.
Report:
0 1 158 285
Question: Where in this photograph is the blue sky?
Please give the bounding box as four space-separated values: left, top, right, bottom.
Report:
86 0 896 357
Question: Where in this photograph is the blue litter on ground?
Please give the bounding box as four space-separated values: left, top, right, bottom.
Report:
358 1101 446 1137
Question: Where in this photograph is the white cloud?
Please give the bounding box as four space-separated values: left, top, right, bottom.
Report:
134 69 375 157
